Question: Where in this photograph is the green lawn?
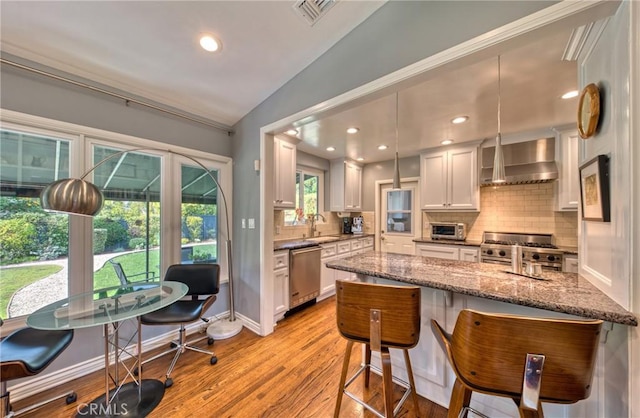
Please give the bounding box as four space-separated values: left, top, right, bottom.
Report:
92 243 216 290
0 264 62 319
0 243 217 318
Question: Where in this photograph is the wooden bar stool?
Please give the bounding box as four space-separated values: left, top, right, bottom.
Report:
334 279 421 418
431 309 603 418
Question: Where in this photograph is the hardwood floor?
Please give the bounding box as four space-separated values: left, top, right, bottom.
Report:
13 296 448 417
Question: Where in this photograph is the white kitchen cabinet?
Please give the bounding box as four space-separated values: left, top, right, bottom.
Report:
415 243 480 262
416 243 459 260
319 243 338 300
274 136 297 209
555 129 580 211
273 250 289 323
563 254 578 273
459 247 480 262
420 144 479 211
330 159 362 212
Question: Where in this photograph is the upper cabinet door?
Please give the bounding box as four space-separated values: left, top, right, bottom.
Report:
420 144 479 211
274 136 296 208
555 129 579 211
448 146 478 210
420 151 448 210
330 159 362 212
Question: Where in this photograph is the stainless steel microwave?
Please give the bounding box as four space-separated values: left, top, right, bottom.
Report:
430 222 467 241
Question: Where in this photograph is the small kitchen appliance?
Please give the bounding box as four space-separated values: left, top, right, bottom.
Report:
341 217 353 234
430 222 467 241
480 231 563 271
351 216 364 234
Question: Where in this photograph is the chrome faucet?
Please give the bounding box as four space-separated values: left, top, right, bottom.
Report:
309 213 325 237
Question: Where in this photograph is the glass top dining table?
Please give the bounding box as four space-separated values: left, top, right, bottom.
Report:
27 281 188 417
27 281 188 330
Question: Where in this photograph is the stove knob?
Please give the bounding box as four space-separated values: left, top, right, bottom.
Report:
486 249 493 256
499 250 506 257
547 255 556 262
532 254 540 260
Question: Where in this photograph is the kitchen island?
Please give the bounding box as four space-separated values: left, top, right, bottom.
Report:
326 251 636 325
326 251 637 417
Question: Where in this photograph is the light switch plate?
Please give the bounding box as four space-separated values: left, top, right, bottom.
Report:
241 219 246 229
248 218 255 229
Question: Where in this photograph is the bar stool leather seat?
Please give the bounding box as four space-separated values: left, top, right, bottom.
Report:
1 325 76 416
334 279 421 418
431 309 603 418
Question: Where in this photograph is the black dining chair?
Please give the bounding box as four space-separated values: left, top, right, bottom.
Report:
0 319 77 416
139 263 220 388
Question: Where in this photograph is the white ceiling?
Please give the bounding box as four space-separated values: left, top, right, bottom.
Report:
291 28 580 163
0 0 385 127
1 1 580 164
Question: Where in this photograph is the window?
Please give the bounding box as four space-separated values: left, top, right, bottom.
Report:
385 189 413 234
284 167 324 225
0 112 232 325
91 146 162 291
0 127 72 319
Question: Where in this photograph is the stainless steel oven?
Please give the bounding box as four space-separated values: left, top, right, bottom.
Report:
430 222 466 241
480 232 563 271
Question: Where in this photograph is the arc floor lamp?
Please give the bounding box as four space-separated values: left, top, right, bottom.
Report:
40 147 243 339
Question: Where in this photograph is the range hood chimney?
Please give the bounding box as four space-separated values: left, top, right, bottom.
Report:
481 137 558 185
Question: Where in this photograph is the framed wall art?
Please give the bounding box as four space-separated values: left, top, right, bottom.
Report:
579 154 610 222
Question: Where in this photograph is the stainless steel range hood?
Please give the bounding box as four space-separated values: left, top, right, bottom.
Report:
480 137 558 185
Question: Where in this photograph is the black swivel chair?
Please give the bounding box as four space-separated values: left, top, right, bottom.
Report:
0 320 77 416
140 263 220 388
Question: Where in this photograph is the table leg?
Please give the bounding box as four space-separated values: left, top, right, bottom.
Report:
76 317 165 417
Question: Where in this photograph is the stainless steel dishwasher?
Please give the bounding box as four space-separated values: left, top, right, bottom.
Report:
289 245 321 309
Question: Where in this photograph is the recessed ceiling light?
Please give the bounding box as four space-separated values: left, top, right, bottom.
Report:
326 146 336 152
200 34 221 52
346 127 360 134
286 129 298 136
356 157 364 161
451 116 469 124
441 139 454 145
562 90 579 99
378 145 388 150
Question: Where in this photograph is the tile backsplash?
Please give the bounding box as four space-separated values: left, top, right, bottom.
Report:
423 183 578 248
273 210 375 240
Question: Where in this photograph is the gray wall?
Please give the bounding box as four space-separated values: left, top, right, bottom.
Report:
361 156 420 211
231 1 558 322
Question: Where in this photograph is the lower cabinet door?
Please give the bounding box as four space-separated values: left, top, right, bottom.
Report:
273 268 289 322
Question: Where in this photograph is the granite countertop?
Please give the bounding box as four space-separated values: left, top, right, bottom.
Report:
326 251 637 326
274 233 374 251
413 238 482 247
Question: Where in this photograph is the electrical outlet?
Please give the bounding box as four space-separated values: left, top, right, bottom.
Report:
275 225 281 235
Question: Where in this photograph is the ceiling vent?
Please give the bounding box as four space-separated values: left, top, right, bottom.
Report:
293 0 337 26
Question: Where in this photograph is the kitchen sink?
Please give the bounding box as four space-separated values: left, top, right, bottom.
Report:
306 236 340 243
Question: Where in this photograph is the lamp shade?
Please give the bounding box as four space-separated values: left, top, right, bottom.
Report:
40 178 104 216
492 133 506 183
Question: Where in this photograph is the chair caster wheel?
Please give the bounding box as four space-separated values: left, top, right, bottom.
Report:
66 392 77 404
170 342 177 348
210 356 218 365
164 378 173 388
207 337 214 345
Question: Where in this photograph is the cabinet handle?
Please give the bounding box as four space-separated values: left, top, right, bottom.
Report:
442 203 446 207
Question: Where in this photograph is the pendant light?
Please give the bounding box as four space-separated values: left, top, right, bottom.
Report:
392 92 401 189
492 55 506 183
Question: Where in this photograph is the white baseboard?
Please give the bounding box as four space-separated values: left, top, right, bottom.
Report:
6 311 259 402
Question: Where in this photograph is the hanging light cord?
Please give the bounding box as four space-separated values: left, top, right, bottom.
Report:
395 93 399 154
497 55 501 134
